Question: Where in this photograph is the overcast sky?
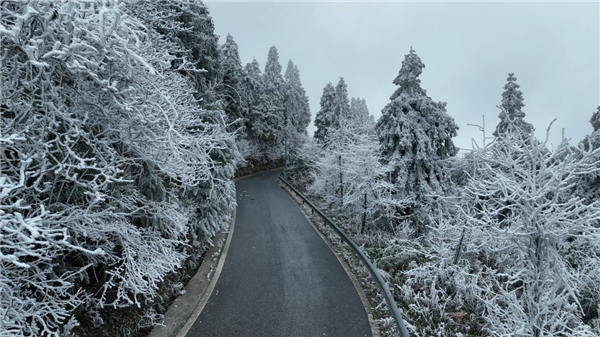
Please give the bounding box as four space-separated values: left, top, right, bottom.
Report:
206 1 599 151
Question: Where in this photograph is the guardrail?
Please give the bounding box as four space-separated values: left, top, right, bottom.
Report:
278 177 410 337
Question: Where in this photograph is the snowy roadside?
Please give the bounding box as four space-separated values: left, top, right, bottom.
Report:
281 182 406 337
145 166 285 337
146 224 229 337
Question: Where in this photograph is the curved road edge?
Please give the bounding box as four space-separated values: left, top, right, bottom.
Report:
147 167 283 337
280 183 381 337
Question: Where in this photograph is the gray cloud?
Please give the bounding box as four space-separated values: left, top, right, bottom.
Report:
206 1 599 150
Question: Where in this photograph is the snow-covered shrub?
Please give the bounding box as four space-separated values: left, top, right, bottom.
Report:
454 129 600 336
283 134 317 186
1 1 237 335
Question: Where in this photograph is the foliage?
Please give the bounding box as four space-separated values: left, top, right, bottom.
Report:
0 1 237 335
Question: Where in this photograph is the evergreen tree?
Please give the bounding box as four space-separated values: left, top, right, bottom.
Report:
174 1 221 104
313 83 337 144
259 46 285 144
333 77 351 127
242 59 266 141
219 33 245 135
493 73 534 138
350 97 375 130
580 106 600 152
135 0 221 104
376 48 458 233
283 60 311 135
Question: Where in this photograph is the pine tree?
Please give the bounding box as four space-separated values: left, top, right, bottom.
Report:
350 97 375 130
313 83 337 144
137 0 221 104
580 106 600 152
376 48 458 234
333 77 351 127
259 46 285 144
493 73 534 138
219 33 245 136
242 59 265 141
283 60 311 135
377 48 458 190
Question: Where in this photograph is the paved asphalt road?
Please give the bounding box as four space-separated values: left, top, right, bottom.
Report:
186 170 372 337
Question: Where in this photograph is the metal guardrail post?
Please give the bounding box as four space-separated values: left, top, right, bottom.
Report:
278 177 410 337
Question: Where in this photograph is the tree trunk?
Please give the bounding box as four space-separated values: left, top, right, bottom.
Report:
361 192 367 234
453 227 466 264
339 155 343 209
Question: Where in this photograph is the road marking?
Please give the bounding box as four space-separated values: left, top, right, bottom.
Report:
176 209 237 337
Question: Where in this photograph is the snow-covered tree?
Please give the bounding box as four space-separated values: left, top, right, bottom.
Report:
581 106 600 152
219 33 245 135
131 0 221 104
310 120 354 210
313 82 337 144
0 1 237 335
456 130 600 336
281 60 311 172
493 73 534 139
310 119 401 231
313 77 350 146
257 46 285 145
333 77 351 126
577 106 600 204
341 133 399 233
284 135 318 185
349 97 375 131
283 60 311 135
375 48 458 233
242 59 265 141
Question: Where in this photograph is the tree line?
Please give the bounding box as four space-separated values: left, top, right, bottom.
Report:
293 48 600 335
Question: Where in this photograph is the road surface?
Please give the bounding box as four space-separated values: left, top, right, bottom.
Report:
186 169 372 337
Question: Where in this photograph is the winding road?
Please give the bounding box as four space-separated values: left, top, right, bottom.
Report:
185 170 372 337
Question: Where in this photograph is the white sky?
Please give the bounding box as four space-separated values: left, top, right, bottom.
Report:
206 1 599 151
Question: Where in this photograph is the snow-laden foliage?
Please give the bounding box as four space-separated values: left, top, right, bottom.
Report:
284 136 319 186
130 0 221 104
283 60 311 136
280 60 311 175
577 107 600 204
333 77 351 124
384 128 600 336
455 130 600 336
313 77 351 146
236 47 310 166
259 46 285 139
350 97 375 131
313 82 337 144
1 1 237 335
493 73 534 139
292 45 600 337
376 48 459 234
219 33 245 135
308 78 401 233
336 127 401 233
242 58 265 141
376 48 459 192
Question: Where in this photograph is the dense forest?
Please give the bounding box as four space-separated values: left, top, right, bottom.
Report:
1 1 599 336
